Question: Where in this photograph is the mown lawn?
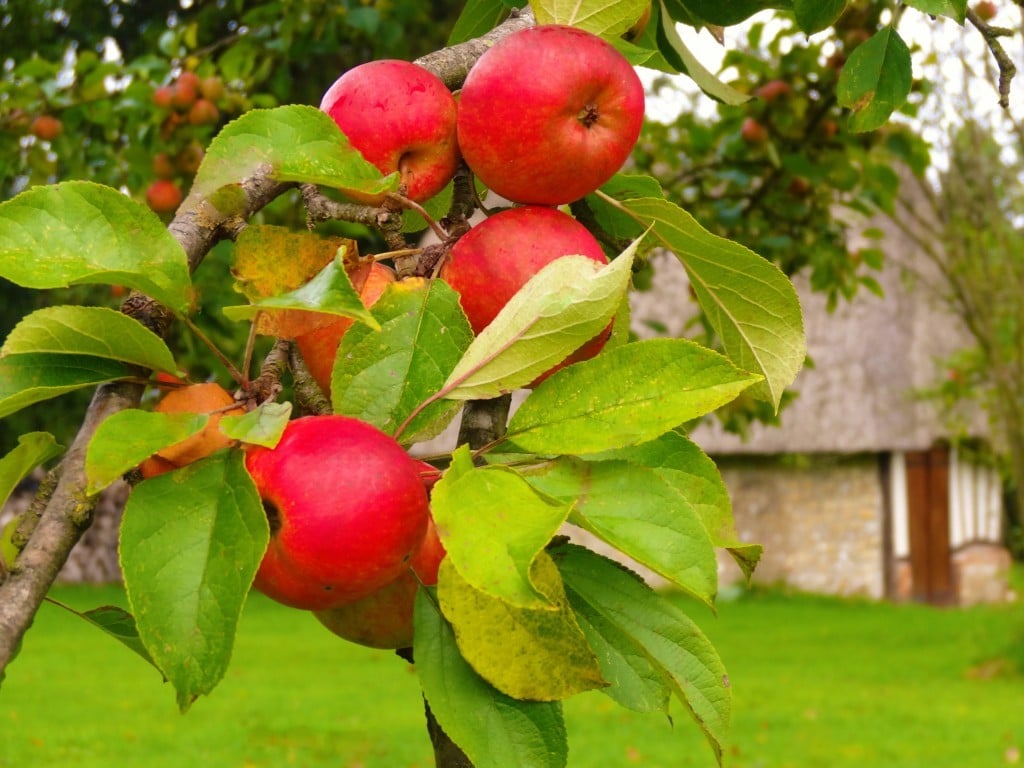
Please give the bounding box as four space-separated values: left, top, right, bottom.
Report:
2 576 1022 768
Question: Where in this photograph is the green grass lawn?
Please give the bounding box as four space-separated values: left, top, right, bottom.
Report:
2 577 1022 768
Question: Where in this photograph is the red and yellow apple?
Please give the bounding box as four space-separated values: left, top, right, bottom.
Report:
245 415 430 611
320 59 459 203
456 24 645 205
294 261 396 394
312 515 446 649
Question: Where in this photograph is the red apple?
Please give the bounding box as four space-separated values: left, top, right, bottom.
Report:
755 79 792 102
145 179 182 213
974 1 997 21
441 206 611 381
153 85 175 109
199 75 225 102
456 24 645 205
188 98 220 126
320 60 459 203
172 71 200 111
294 261 396 395
245 415 430 610
740 117 768 145
312 515 446 649
29 115 62 141
152 152 176 180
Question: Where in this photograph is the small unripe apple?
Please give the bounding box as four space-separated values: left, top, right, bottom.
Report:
740 117 768 145
171 71 201 111
188 98 220 126
30 115 62 141
320 60 459 203
152 152 176 179
457 25 645 205
199 75 225 102
139 381 244 478
787 177 811 197
145 179 183 214
974 1 997 21
441 206 611 381
245 415 430 610
755 79 792 102
153 85 175 110
294 261 396 394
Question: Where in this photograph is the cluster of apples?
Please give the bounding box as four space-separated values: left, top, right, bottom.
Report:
316 23 645 379
146 71 233 215
139 24 645 650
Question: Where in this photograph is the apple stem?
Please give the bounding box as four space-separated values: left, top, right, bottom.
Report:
241 316 260 384
386 193 448 241
182 315 247 387
372 247 424 262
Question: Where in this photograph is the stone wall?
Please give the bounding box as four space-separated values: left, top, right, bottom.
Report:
715 454 887 598
0 477 126 584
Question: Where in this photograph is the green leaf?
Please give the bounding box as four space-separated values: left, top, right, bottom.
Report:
673 0 791 25
438 554 606 701
570 596 671 713
193 106 397 201
0 432 63 510
45 602 161 675
2 306 180 375
902 0 966 23
222 254 379 330
414 590 568 768
332 278 473 443
531 0 650 36
656 1 749 105
610 195 805 409
85 410 209 495
0 353 134 419
793 0 847 33
836 26 912 133
431 461 572 610
219 401 292 448
443 239 638 400
556 543 731 764
120 450 269 712
0 181 192 314
525 458 718 605
595 431 762 581
449 0 520 44
505 338 759 455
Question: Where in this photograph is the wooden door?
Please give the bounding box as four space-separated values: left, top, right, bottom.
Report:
905 447 955 605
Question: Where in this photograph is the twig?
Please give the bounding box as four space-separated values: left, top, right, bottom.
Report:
966 8 1018 108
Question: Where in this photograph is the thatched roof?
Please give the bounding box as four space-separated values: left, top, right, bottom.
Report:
632 210 987 455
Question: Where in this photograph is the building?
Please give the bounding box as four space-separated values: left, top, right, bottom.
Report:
632 215 1012 605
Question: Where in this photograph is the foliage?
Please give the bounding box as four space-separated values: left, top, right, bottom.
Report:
900 120 1024 556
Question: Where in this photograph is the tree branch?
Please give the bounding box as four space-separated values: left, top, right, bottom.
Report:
414 7 535 89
